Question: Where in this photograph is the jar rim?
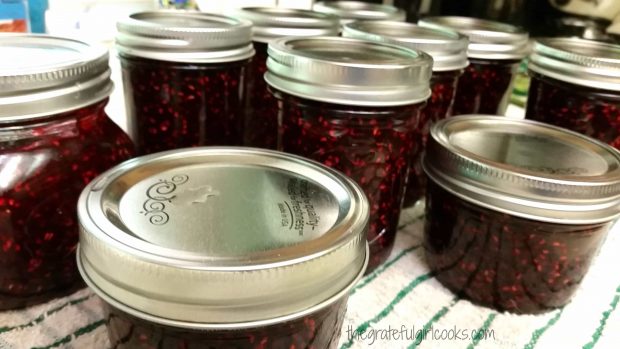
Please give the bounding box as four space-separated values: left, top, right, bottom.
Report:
0 34 112 122
418 16 530 60
424 115 620 224
78 147 369 325
528 37 620 92
116 11 255 63
265 36 432 106
229 7 340 43
343 20 469 71
313 1 406 23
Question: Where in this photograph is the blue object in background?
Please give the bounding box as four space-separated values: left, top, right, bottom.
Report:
28 0 46 33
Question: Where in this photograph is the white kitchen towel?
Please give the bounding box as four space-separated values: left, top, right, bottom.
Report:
1 205 619 349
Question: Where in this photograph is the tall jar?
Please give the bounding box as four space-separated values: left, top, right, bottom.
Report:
424 116 620 314
116 11 255 155
0 35 134 310
343 20 469 207
266 37 432 273
78 147 368 348
313 1 406 26
230 8 339 149
419 16 529 116
526 38 620 149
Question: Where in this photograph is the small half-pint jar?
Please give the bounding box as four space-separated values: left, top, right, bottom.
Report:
419 16 529 115
313 1 405 26
116 11 255 155
78 147 368 348
230 7 339 149
343 20 469 207
526 38 620 149
0 35 135 310
423 116 620 314
266 36 432 273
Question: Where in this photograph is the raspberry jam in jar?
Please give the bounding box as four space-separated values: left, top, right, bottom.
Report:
116 11 255 155
419 17 529 115
230 8 339 149
343 20 469 207
266 37 432 273
78 148 368 349
526 38 620 149
0 35 134 310
313 1 405 26
424 116 620 314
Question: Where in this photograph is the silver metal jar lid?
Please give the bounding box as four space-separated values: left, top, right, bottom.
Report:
116 11 255 63
313 1 406 24
265 36 432 106
0 34 111 122
78 147 369 328
230 7 339 43
418 16 529 60
528 38 620 92
424 115 620 224
343 20 469 72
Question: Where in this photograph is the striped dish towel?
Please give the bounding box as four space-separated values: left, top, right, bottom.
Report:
1 205 619 349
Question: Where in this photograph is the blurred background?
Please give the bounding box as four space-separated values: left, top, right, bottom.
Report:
2 0 619 127
1 0 618 41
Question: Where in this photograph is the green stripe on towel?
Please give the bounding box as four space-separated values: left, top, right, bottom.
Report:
0 293 95 334
408 298 459 349
583 284 620 349
340 272 434 349
31 319 105 349
468 313 497 349
523 309 564 349
351 244 422 296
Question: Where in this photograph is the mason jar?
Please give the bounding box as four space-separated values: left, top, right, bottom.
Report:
230 7 339 149
116 11 255 155
419 16 529 116
0 34 135 310
424 115 620 314
77 147 368 348
526 38 620 149
343 20 469 207
266 36 432 273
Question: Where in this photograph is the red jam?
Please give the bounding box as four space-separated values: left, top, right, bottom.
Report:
403 70 462 207
450 58 520 115
526 72 620 148
106 299 347 349
0 100 134 310
120 55 251 155
525 39 620 149
274 90 423 273
425 180 610 314
526 76 620 149
243 42 276 149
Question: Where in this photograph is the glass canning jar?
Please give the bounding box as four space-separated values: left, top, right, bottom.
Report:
230 7 339 150
526 38 620 149
313 1 405 26
419 16 529 116
266 36 432 273
343 20 469 208
116 11 255 155
423 116 620 314
77 147 369 349
0 35 135 310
